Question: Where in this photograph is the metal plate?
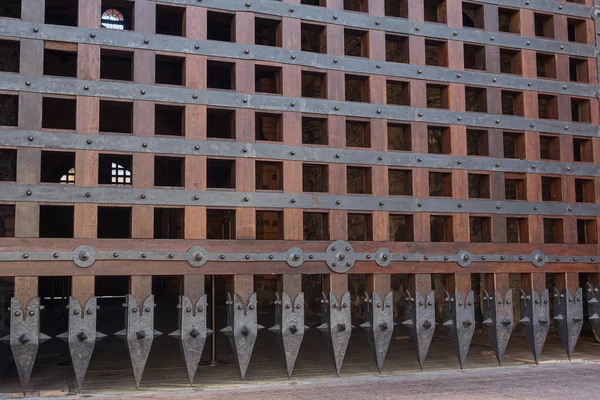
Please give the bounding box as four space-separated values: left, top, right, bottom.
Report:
318 292 353 376
585 282 600 338
269 292 307 378
456 250 472 268
360 291 394 372
374 248 392 267
552 287 583 360
443 290 475 369
325 241 356 273
187 246 208 268
73 245 96 268
481 290 514 365
519 289 550 364
402 290 435 370
285 247 304 268
531 250 546 268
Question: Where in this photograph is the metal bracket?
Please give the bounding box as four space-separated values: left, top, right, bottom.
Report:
401 289 435 370
73 245 95 268
220 293 263 381
442 290 475 370
114 295 161 388
456 250 472 268
325 241 356 273
285 247 304 268
481 289 514 365
519 289 550 364
531 250 546 268
360 291 394 373
551 287 583 360
585 282 600 339
56 297 106 391
187 246 208 268
169 295 212 384
374 248 392 267
269 292 308 378
317 292 353 376
0 298 50 394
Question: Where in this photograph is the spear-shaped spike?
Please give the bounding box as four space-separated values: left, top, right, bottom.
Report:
442 319 454 328
0 334 9 344
114 329 127 339
38 332 52 344
316 323 328 331
56 332 69 342
482 318 493 326
588 297 599 304
401 319 414 328
553 314 564 322
359 322 371 330
168 329 181 339
269 324 281 333
589 313 600 321
520 317 530 326
96 332 107 341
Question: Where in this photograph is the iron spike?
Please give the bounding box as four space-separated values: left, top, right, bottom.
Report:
585 283 600 339
169 329 181 339
270 293 307 378
403 290 435 370
482 318 493 326
320 292 352 376
552 288 583 361
520 289 550 364
482 289 514 364
519 317 530 326
359 322 372 330
443 291 475 370
401 319 414 327
361 292 394 373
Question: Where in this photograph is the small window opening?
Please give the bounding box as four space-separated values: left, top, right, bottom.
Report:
156 55 184 86
501 90 524 116
302 71 327 99
41 151 75 184
543 218 563 244
98 207 131 238
42 97 76 130
347 166 372 194
154 208 184 239
425 39 448 67
538 94 558 120
256 210 284 240
536 53 556 79
577 219 597 244
575 179 595 203
40 205 74 238
154 156 184 187
301 0 325 6
504 174 526 200
428 126 451 154
569 57 588 83
389 169 412 196
571 98 591 123
385 0 408 18
464 44 486 70
388 123 411 151
346 120 370 148
0 205 15 237
302 117 328 145
424 0 447 24
99 100 133 134
43 47 77 78
469 216 491 242
462 2 484 29
426 84 449 109
345 75 369 102
344 29 368 58
567 18 587 44
156 5 185 37
348 213 373 241
98 154 132 185
255 17 280 47
255 65 282 94
498 8 519 34
503 132 525 158
0 0 21 18
507 217 528 243
303 212 329 240
0 149 17 182
386 81 410 106
534 13 554 38
344 0 368 12
390 214 413 241
207 209 236 239
207 108 235 139
541 176 562 201
207 60 235 90
207 11 235 42
45 0 78 27
466 129 489 156
573 137 593 162
303 164 328 192
101 1 133 30
465 86 487 112
0 94 18 127
0 40 20 73
301 23 326 53
500 48 522 75
539 135 560 160
430 215 453 242
207 159 236 189
386 34 409 63
429 172 452 197
256 113 282 142
468 174 490 199
256 161 283 191
155 104 184 137
100 49 133 81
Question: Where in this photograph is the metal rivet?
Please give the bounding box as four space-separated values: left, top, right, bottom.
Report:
140 90 146 95
495 119 500 124
27 136 34 142
417 202 422 207
366 254 371 259
375 21 380 26
501 256 505 260
140 194 146 199
90 33 96 38
25 81 31 86
417 69 423 74
243 99 248 103
169 253 174 258
290 102 295 107
113 253 119 258
560 45 564 50
403 255 408 260
333 15 338 20
496 204 501 209
309 254 314 259
289 8 294 13
562 85 567 90
291 55 296 60
482 256 487 260
456 73 461 78
556 257 560 261
496 162 500 167
378 156 383 160
592 257 595 261
333 59 338 64
379 201 384 206
453 31 458 36
291 198 296 203
531 164 536 169
33 28 39 33
418 112 423 117
290 151 296 155
526 41 530 45
132 307 138 313
417 157 422 162
415 26 420 31
334 106 339 111
220 255 225 260
244 196 249 201
245 255 250 260
424 256 429 260
269 255 274 259
533 206 538 211
26 190 32 196
376 64 381 69
194 195 199 200
530 123 535 128
458 203 462 208
490 36 495 41
457 116 462 121
568 207 572 212
194 145 200 150
141 253 147 258
195 44 200 49
335 154 340 158
566 166 571 171
243 148 248 153
245 2 251 7
519 256 523 260
74 310 80 315
83 85 90 91
85 192 91 198
53 253 59 258
336 200 341 205
493 78 497 82
574 257 578 261
192 94 198 99
29 311 35 316
377 109 382 114
144 39 149 44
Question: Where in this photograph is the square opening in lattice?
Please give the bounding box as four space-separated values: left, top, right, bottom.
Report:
256 113 282 142
504 173 527 200
207 108 235 139
0 94 18 127
43 47 77 78
102 1 134 31
507 217 528 243
100 49 133 81
428 125 451 154
255 65 282 94
98 154 132 185
302 71 327 99
98 206 131 238
207 11 235 42
387 80 410 106
390 214 414 241
0 0 21 18
500 48 522 75
466 129 489 156
384 0 408 18
464 44 486 71
206 158 235 189
345 74 369 102
538 94 558 120
155 104 184 136
256 161 283 191
303 164 328 193
99 100 133 134
207 60 235 90
344 29 369 58
301 0 325 6
344 0 368 12
43 97 76 130
470 216 491 243
0 205 15 237
468 174 490 199
301 23 326 53
568 18 588 44
346 120 370 148
155 156 184 187
425 39 448 67
575 179 595 203
154 208 184 239
386 34 409 63
426 84 449 109
501 90 523 116
40 205 74 238
430 215 453 242
462 2 484 29
348 213 373 241
543 218 563 244
534 13 554 38
503 131 525 158
45 0 78 27
302 116 328 144
303 212 330 241
155 55 185 86
0 149 17 182
429 172 452 197
207 209 236 240
540 134 560 160
41 151 75 184
424 0 447 24
388 123 412 151
498 7 519 34
389 169 412 196
347 166 372 194
255 17 281 47
156 4 185 37
569 57 589 83
577 219 597 244
573 137 593 162
256 210 284 240
536 52 556 79
465 86 487 112
571 97 591 123
542 176 562 201
0 39 20 73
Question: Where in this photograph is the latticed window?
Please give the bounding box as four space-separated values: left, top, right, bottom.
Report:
60 168 75 184
111 163 131 184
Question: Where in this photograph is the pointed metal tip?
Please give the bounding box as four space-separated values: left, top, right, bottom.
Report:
588 297 598 304
189 328 200 339
169 329 181 339
207 328 214 335
482 318 493 327
241 326 250 337
96 331 107 341
316 323 328 331
401 319 414 328
501 318 512 327
136 330 146 339
77 331 88 342
289 324 298 334
39 332 52 343
269 324 281 333
304 325 311 331
257 324 265 330
220 326 233 333
337 323 346 332
56 331 69 342
114 329 127 338
379 322 388 331
519 317 530 326
0 334 9 344
442 319 454 328
553 314 564 321
359 322 371 330
589 313 600 321
153 329 162 337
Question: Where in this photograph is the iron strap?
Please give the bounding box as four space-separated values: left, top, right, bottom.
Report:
2 129 599 177
1 183 598 216
153 0 595 55
0 20 595 98
1 74 597 136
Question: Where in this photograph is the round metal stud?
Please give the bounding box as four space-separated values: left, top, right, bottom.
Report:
33 28 39 33
375 248 392 267
531 250 546 268
73 245 96 268
188 246 208 267
326 240 355 273
457 250 472 268
26 190 32 196
286 247 304 268
141 253 147 258
53 253 59 259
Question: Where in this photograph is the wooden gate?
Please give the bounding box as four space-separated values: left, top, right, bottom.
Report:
1 0 600 393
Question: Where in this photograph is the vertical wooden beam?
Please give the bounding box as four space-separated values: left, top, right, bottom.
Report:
130 276 152 302
447 272 471 298
279 274 302 300
183 275 205 305
323 274 348 301
72 276 95 307
14 277 38 307
366 274 390 300
555 272 579 295
522 272 546 295
233 275 254 304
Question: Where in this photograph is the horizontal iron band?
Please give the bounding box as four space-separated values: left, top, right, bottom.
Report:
2 128 599 177
0 20 594 98
1 184 598 216
2 74 596 137
156 0 595 56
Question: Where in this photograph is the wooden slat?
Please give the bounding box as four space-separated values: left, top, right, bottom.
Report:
72 276 95 306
